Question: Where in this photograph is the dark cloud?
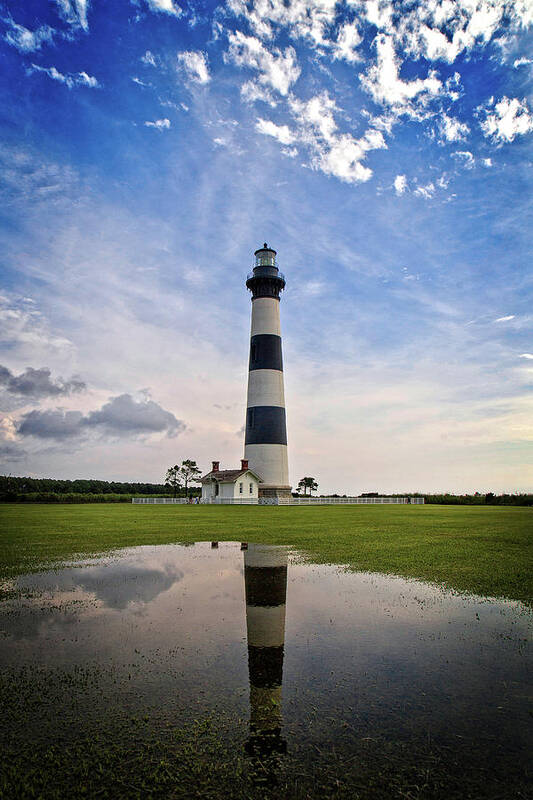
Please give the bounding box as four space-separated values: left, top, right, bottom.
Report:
83 393 185 437
17 393 185 440
0 441 27 462
18 409 84 439
0 365 85 398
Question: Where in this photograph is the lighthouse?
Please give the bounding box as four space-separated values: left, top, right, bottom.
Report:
244 244 291 501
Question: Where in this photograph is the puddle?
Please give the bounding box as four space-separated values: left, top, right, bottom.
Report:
1 542 531 798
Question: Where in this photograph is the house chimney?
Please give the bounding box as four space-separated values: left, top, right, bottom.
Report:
212 461 220 472
241 459 249 471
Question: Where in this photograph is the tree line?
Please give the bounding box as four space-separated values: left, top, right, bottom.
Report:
0 475 173 501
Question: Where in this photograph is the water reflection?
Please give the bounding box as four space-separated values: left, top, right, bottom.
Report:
0 541 531 798
244 544 288 762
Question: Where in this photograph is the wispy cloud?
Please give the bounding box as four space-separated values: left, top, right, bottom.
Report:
141 50 158 67
144 118 171 130
30 64 100 88
4 19 55 52
495 315 515 322
225 32 299 96
53 0 90 32
414 182 435 199
437 113 470 143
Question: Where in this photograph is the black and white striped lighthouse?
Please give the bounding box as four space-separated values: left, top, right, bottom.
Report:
245 244 291 500
244 544 288 757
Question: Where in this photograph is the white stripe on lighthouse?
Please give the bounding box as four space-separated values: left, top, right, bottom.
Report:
244 545 288 569
250 297 281 336
246 370 285 408
246 605 286 648
244 443 289 487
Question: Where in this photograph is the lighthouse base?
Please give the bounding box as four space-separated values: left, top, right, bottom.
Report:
258 486 293 503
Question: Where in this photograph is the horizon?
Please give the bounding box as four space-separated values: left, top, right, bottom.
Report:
1 1 532 494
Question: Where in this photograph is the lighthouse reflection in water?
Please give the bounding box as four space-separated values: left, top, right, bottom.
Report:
243 543 288 762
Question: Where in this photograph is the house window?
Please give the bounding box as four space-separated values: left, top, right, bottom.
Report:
249 483 253 494
239 482 243 494
215 482 219 496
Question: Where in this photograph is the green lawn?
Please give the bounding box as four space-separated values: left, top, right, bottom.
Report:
1 503 531 604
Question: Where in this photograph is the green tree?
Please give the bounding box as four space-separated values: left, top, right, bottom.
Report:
297 476 318 496
165 465 182 498
180 460 202 494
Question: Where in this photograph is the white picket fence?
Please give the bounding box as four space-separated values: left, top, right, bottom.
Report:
132 497 190 504
132 496 424 505
278 497 424 505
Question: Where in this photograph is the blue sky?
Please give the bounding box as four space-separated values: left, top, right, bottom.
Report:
0 0 532 493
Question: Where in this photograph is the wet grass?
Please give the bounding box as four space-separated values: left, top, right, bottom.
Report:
1 503 531 603
2 665 529 800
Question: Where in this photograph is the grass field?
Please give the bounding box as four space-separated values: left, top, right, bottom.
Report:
0 503 531 604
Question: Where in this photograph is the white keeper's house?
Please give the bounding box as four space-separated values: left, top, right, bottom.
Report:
201 459 263 503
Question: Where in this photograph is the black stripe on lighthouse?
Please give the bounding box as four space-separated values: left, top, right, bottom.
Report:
249 334 283 372
245 407 287 445
245 566 288 606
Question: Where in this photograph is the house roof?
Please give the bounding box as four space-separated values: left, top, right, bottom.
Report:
200 469 263 483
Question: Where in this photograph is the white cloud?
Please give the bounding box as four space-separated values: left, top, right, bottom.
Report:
177 50 211 84
332 21 362 63
253 91 386 184
4 20 54 52
132 77 149 86
220 0 533 191
225 31 300 96
144 118 171 130
479 96 533 143
519 353 533 359
414 182 435 199
144 0 182 17
227 0 338 48
394 174 407 195
495 315 515 322
290 92 338 142
357 0 531 65
256 118 296 144
438 113 470 143
29 64 100 88
513 57 533 68
289 92 385 184
360 34 443 118
482 157 492 167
